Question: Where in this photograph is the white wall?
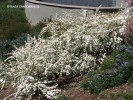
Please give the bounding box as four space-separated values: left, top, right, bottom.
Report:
25 0 125 25
25 1 83 25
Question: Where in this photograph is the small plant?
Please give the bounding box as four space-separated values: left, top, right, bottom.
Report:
102 91 133 100
103 92 133 100
99 55 116 71
110 93 117 100
30 19 52 38
128 74 133 83
56 93 66 100
122 92 133 100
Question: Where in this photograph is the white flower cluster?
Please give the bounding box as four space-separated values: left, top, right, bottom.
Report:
0 12 126 99
15 76 60 99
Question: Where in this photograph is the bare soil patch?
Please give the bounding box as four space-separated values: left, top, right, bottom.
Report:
0 76 133 100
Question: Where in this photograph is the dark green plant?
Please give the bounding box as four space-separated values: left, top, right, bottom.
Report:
29 19 52 38
106 92 133 100
0 22 31 40
128 74 133 83
56 93 66 100
122 92 133 100
99 55 116 71
110 93 117 100
0 0 51 60
82 45 133 94
81 64 133 94
11 0 24 5
0 0 30 40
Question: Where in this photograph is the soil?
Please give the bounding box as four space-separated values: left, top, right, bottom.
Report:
62 76 100 100
0 87 15 100
60 76 133 100
0 76 133 100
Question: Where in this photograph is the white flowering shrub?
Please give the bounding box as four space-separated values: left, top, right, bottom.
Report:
0 12 126 99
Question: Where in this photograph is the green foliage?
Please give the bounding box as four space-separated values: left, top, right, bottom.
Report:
81 69 125 94
113 51 133 62
122 92 133 100
0 0 51 60
81 60 133 94
0 0 24 5
81 45 133 94
56 93 66 100
31 22 46 33
0 0 51 40
110 93 117 100
128 74 133 83
0 0 30 40
11 0 24 5
99 55 116 71
109 92 133 100
30 19 52 38
0 22 31 40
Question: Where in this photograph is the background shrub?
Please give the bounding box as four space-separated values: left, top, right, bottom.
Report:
0 0 51 60
0 0 30 40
